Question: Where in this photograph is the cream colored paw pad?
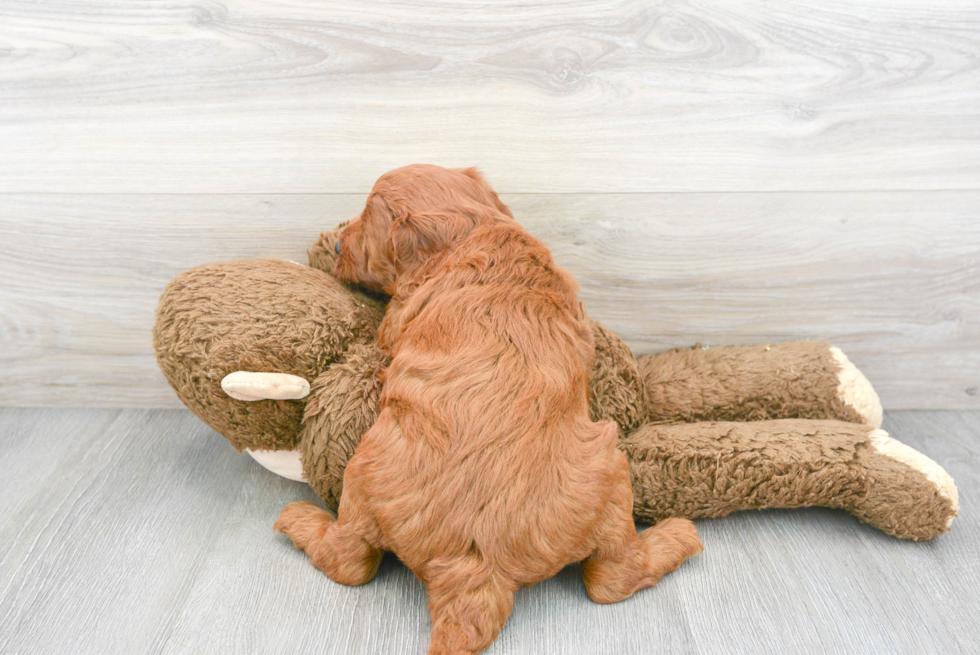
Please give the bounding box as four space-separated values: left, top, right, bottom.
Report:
246 448 307 482
870 429 958 526
830 346 883 428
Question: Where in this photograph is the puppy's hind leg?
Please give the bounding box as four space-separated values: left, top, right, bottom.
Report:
274 500 382 586
582 451 702 604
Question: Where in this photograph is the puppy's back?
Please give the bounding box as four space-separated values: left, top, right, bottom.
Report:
369 222 619 585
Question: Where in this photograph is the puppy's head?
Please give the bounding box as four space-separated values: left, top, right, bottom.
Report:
333 165 512 293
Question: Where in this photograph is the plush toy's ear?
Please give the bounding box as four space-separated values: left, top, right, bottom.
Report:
220 371 311 401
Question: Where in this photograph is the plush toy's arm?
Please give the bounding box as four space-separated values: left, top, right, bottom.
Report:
298 342 387 512
637 341 882 427
308 227 343 274
621 419 957 540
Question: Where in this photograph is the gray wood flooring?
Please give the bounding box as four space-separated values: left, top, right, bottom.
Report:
0 408 976 654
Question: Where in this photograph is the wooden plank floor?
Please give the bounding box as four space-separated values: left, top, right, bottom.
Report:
0 408 975 654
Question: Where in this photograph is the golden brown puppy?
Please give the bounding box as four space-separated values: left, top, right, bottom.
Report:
275 164 702 655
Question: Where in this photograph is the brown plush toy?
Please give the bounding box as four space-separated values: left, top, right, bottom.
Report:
154 228 958 542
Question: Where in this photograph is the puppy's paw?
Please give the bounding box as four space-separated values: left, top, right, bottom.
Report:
274 501 334 551
642 517 704 561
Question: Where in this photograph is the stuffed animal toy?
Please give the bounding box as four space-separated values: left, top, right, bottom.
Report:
154 227 958 542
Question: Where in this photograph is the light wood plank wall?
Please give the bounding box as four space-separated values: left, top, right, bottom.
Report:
1 1 978 408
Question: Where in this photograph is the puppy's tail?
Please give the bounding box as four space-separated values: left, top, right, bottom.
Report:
425 557 515 655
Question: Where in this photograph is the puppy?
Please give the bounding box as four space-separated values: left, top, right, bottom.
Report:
275 164 702 655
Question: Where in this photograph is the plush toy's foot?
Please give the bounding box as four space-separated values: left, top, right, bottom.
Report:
829 346 882 427
638 341 882 427
622 419 958 540
852 429 959 539
274 501 382 586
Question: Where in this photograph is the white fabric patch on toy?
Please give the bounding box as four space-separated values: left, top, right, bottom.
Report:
830 346 883 428
870 428 959 526
246 448 307 482
221 371 311 401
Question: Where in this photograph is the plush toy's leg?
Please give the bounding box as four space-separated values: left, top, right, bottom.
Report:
637 341 882 427
582 452 702 604
622 420 958 540
274 500 382 586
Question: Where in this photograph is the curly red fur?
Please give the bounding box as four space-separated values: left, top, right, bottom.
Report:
278 164 702 655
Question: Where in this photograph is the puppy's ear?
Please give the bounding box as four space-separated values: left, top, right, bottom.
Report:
351 191 399 290
460 167 514 219
365 191 395 227
389 209 484 273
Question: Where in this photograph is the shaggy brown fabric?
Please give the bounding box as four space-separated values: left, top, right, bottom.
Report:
638 342 864 425
586 317 646 434
852 445 955 541
153 259 384 451
300 343 386 511
307 226 343 274
622 419 955 540
153 247 956 541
